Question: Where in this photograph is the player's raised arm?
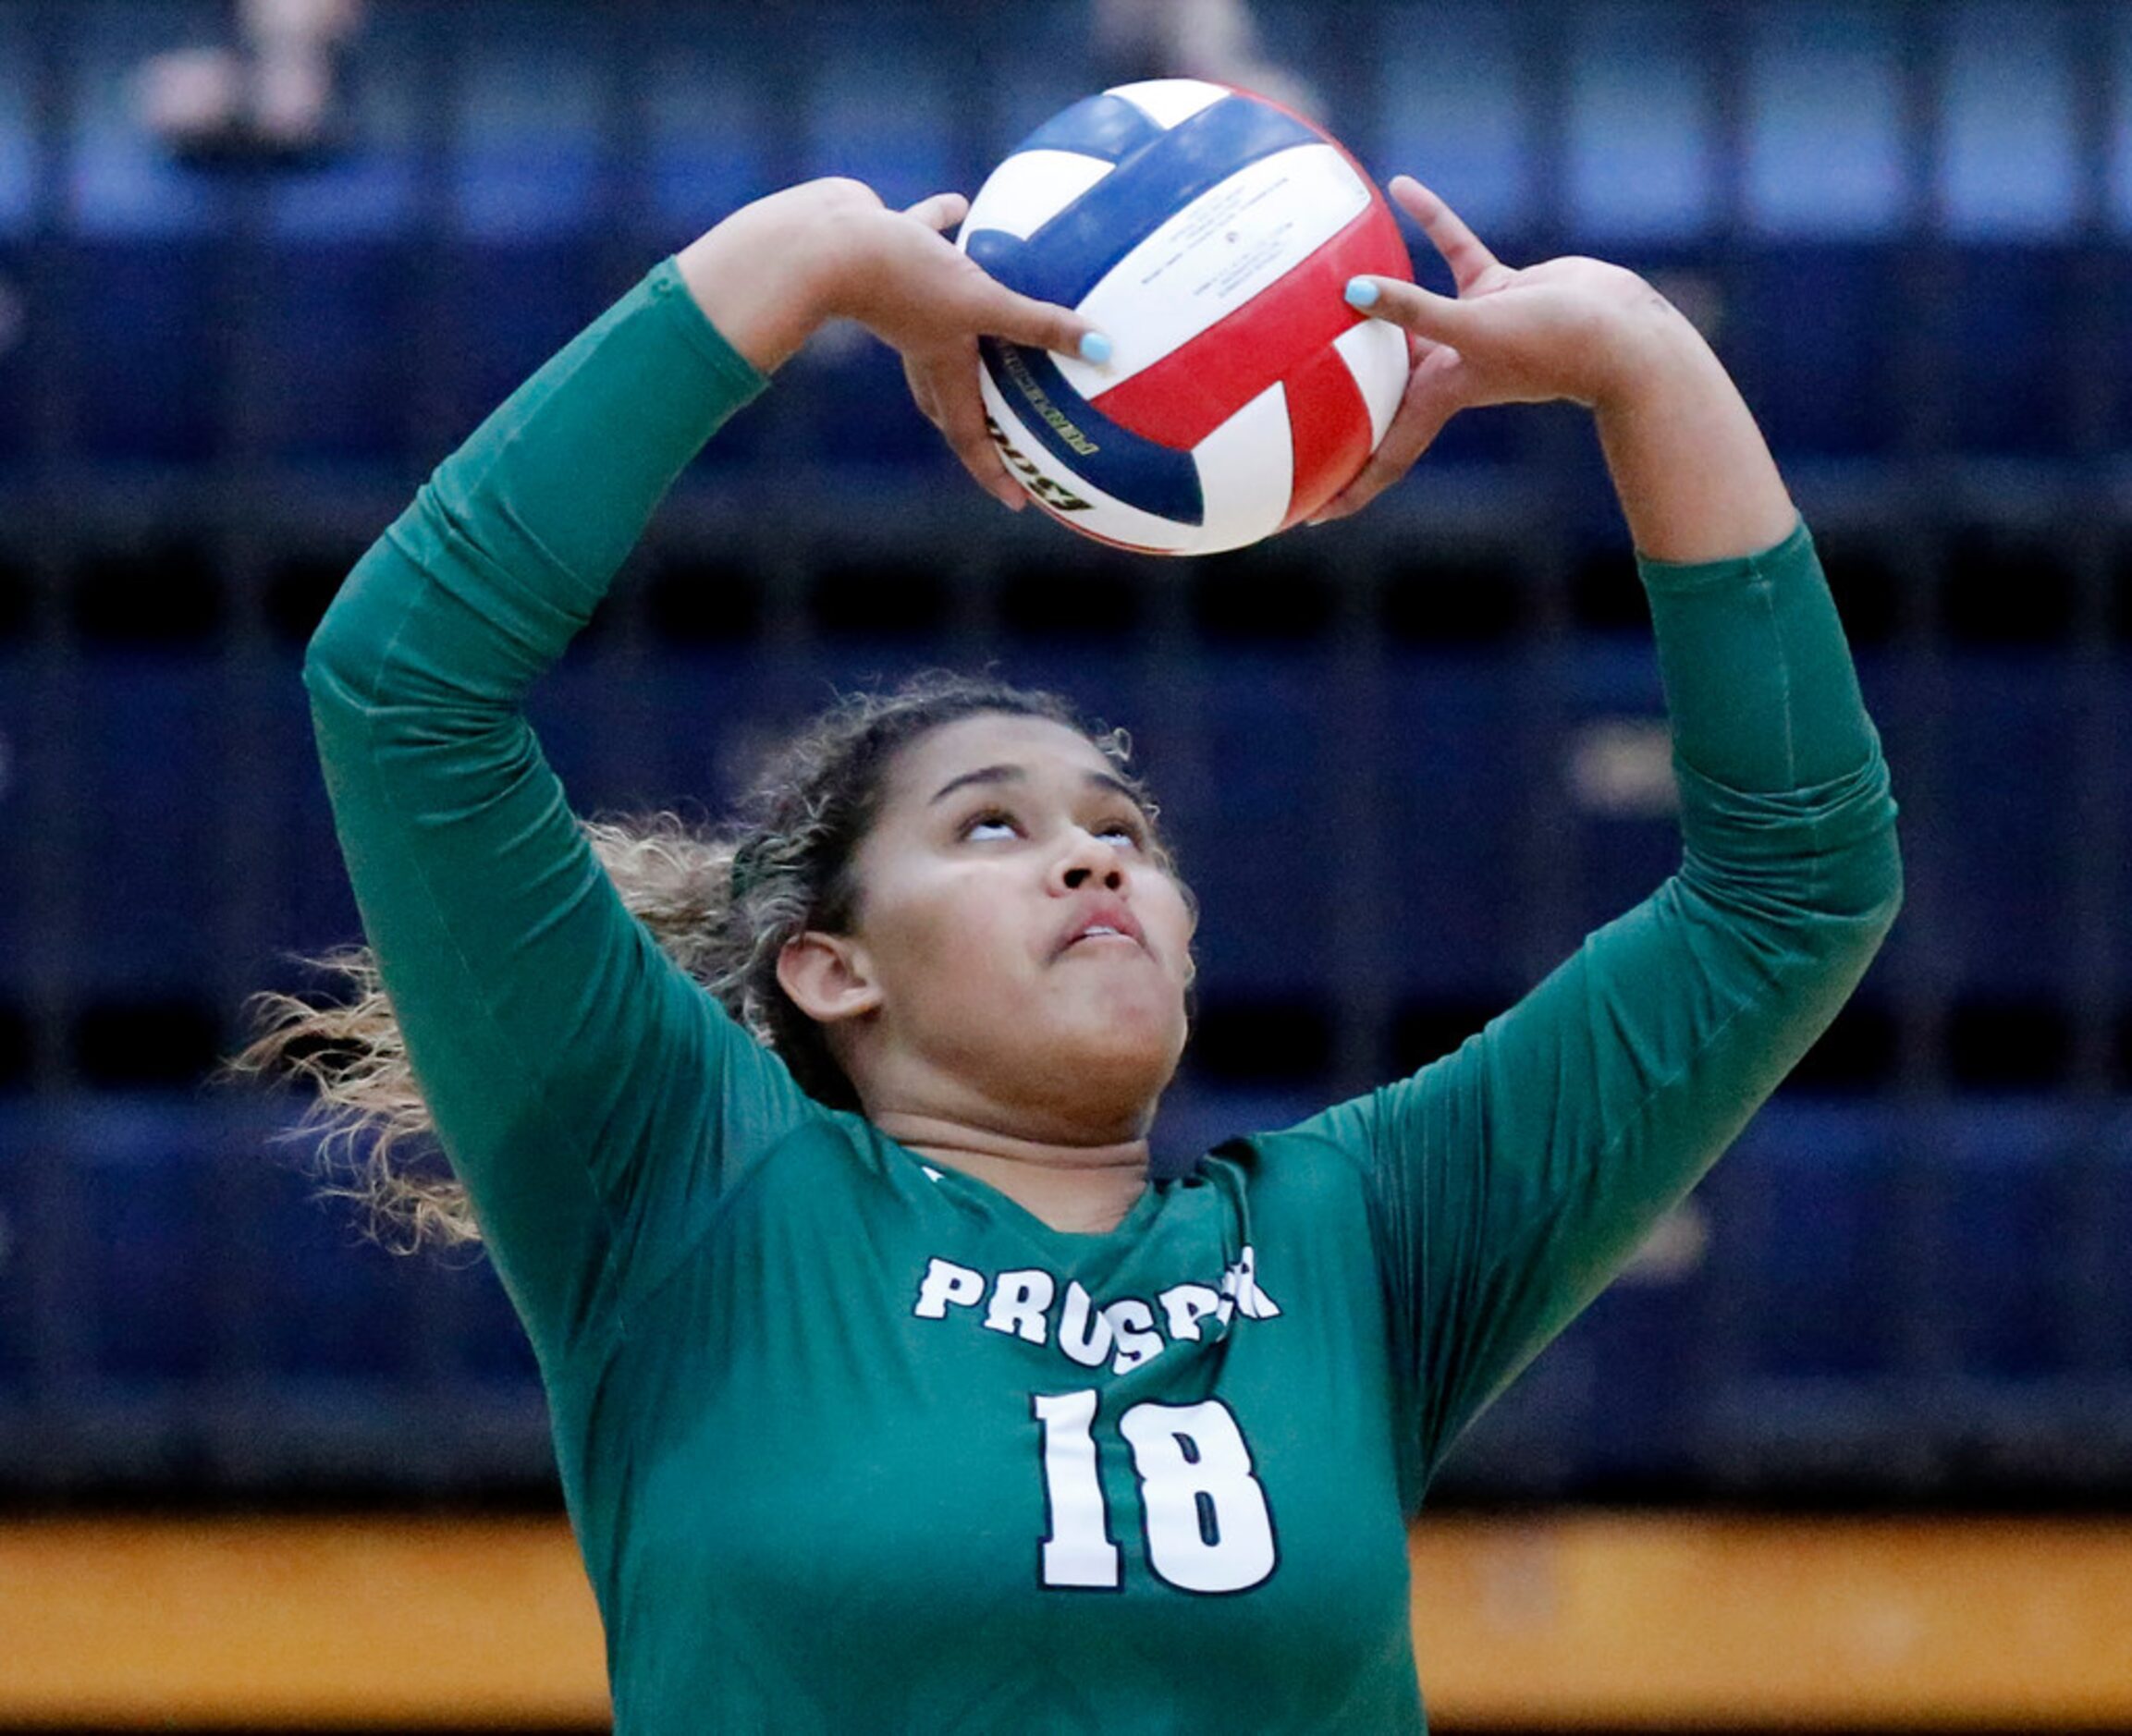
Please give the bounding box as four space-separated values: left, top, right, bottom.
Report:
1318 176 1795 559
296 179 1096 1355
677 178 1105 508
1305 178 1902 1485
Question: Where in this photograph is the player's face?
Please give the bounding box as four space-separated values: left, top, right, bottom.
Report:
839 712 1196 1133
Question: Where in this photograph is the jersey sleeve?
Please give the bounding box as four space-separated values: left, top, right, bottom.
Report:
303 260 822 1371
1293 522 1902 1500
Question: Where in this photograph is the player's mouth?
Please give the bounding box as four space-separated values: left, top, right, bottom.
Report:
1052 899 1146 960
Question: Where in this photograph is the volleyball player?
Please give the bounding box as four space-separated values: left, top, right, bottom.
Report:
251 174 1900 1730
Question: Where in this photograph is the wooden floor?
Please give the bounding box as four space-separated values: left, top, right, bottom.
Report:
3 1514 2130 1728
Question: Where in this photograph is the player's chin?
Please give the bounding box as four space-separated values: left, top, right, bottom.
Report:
1054 988 1189 1087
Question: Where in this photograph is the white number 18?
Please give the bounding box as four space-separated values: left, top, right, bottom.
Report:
1032 1389 1277 1595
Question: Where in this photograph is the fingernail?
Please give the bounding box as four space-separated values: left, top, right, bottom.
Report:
1078 331 1113 364
1344 277 1380 309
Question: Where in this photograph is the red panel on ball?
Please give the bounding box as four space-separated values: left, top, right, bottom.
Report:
1088 196 1408 453
1278 344 1376 529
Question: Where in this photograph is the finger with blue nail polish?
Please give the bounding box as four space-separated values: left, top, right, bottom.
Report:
1078 331 1113 365
1345 276 1381 310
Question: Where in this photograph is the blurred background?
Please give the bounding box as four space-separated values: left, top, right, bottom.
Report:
2 0 2130 1728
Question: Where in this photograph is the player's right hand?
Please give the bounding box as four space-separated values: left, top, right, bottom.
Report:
850 186 1104 511
676 178 1101 510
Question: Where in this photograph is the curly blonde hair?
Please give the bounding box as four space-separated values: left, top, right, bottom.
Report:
231 672 1175 1248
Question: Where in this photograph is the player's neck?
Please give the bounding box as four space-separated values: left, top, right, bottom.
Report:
873 1109 1150 1235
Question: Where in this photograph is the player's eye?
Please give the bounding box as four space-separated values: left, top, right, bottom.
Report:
1095 813 1147 849
961 808 1021 841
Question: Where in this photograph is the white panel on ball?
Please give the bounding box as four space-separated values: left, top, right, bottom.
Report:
1190 383 1297 554
962 149 1115 242
1057 145 1371 397
1332 318 1411 450
1106 78 1231 128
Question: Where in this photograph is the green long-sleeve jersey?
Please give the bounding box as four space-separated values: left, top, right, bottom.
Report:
304 260 1900 1733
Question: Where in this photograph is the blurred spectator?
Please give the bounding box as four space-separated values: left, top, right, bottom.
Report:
1094 0 1321 119
135 0 363 165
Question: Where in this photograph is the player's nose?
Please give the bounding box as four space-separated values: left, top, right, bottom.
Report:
1054 829 1125 893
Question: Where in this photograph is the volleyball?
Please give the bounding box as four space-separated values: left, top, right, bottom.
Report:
960 79 1414 556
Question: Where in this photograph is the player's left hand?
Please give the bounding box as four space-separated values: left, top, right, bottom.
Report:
1309 176 1677 523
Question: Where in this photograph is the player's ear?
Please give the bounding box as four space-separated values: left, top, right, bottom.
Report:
777 931 883 1025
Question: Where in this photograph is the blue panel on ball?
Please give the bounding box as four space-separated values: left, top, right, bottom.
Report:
969 94 1320 309
1017 92 1168 164
980 338 1204 525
